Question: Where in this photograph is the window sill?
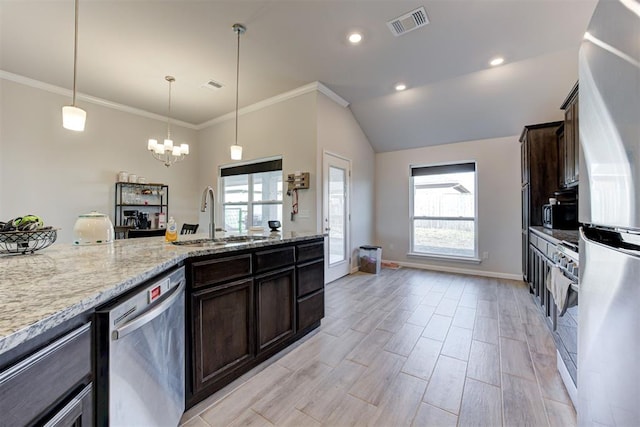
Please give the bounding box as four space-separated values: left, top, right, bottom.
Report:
407 252 481 264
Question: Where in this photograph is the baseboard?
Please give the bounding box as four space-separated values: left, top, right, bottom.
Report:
384 259 522 281
350 266 359 274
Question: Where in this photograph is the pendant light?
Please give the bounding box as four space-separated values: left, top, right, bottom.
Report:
62 0 86 131
230 23 246 161
147 76 189 167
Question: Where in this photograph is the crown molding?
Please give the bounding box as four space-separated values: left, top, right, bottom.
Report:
0 71 350 130
0 70 198 129
196 81 349 130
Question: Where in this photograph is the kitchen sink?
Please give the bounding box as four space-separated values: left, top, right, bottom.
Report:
172 235 269 247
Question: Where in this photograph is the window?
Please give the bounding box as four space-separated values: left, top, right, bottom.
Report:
410 162 477 259
221 159 283 234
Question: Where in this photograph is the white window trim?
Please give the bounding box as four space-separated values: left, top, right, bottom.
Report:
409 161 479 261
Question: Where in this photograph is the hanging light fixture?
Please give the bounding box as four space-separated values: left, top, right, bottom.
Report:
230 23 246 161
147 76 189 167
62 0 86 131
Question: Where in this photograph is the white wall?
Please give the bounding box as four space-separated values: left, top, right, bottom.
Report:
196 91 319 233
0 79 200 242
316 93 376 272
375 135 521 279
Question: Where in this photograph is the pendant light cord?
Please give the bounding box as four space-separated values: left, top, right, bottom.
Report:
72 0 79 106
235 27 241 147
167 77 172 140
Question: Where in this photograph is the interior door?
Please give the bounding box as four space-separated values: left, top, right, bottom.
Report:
323 152 351 283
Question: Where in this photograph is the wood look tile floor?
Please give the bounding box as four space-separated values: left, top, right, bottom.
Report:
181 268 576 427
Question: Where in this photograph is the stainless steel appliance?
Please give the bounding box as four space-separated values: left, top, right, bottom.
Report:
95 266 185 426
551 241 579 406
542 203 578 229
578 1 640 425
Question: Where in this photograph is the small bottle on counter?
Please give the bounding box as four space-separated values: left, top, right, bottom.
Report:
165 217 178 242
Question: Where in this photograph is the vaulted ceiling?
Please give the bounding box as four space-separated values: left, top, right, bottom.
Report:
0 0 597 152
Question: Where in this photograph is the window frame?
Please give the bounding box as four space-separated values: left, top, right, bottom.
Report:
408 161 480 262
219 157 283 233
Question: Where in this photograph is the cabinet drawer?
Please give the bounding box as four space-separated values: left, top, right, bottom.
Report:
296 241 324 263
0 324 91 426
191 254 252 289
297 290 324 332
254 246 295 274
297 260 324 297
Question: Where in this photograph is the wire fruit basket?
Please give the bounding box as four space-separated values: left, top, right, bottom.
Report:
0 228 58 255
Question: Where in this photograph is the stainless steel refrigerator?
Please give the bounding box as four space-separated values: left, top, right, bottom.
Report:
578 1 640 425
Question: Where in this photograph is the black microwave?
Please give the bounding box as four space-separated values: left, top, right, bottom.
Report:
542 203 578 229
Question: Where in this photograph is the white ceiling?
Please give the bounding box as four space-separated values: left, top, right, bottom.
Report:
0 0 597 152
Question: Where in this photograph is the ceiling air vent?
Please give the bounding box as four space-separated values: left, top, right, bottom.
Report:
387 7 429 37
202 79 224 91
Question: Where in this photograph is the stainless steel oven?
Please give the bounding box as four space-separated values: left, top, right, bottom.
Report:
95 266 185 426
550 241 579 406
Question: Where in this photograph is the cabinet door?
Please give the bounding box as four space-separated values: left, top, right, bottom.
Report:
558 127 566 188
191 279 254 394
297 260 324 297
256 267 295 354
521 140 529 185
0 324 91 427
43 383 92 427
564 103 576 185
298 290 324 332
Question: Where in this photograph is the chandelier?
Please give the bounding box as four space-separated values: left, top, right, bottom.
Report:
147 76 189 167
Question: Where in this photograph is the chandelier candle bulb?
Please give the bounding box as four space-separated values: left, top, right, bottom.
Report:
148 139 157 151
164 139 173 150
154 144 165 155
180 144 189 155
172 146 181 156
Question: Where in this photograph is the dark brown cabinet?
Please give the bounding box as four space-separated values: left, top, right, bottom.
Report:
191 278 254 395
560 82 579 187
186 237 325 408
295 241 325 333
0 324 93 427
256 267 295 353
520 121 562 281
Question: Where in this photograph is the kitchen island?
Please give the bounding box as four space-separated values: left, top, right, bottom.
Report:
0 231 324 359
0 231 325 424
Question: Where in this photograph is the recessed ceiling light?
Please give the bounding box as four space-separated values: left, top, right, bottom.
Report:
348 32 362 44
489 57 505 67
395 83 407 91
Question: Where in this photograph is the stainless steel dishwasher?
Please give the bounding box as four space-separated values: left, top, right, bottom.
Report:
95 266 185 426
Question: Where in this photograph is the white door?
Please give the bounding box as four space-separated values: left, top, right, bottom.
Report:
323 152 351 283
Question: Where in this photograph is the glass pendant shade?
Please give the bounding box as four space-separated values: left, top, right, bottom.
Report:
62 105 87 131
230 144 243 160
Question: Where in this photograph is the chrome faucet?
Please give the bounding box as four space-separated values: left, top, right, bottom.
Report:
201 186 215 239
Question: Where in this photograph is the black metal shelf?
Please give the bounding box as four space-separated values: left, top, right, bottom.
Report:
115 182 169 231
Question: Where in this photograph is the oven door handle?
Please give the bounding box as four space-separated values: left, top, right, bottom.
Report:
113 280 185 340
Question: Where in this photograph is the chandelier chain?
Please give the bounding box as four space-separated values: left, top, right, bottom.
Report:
166 77 173 140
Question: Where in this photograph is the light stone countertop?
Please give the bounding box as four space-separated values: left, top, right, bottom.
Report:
0 231 324 357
